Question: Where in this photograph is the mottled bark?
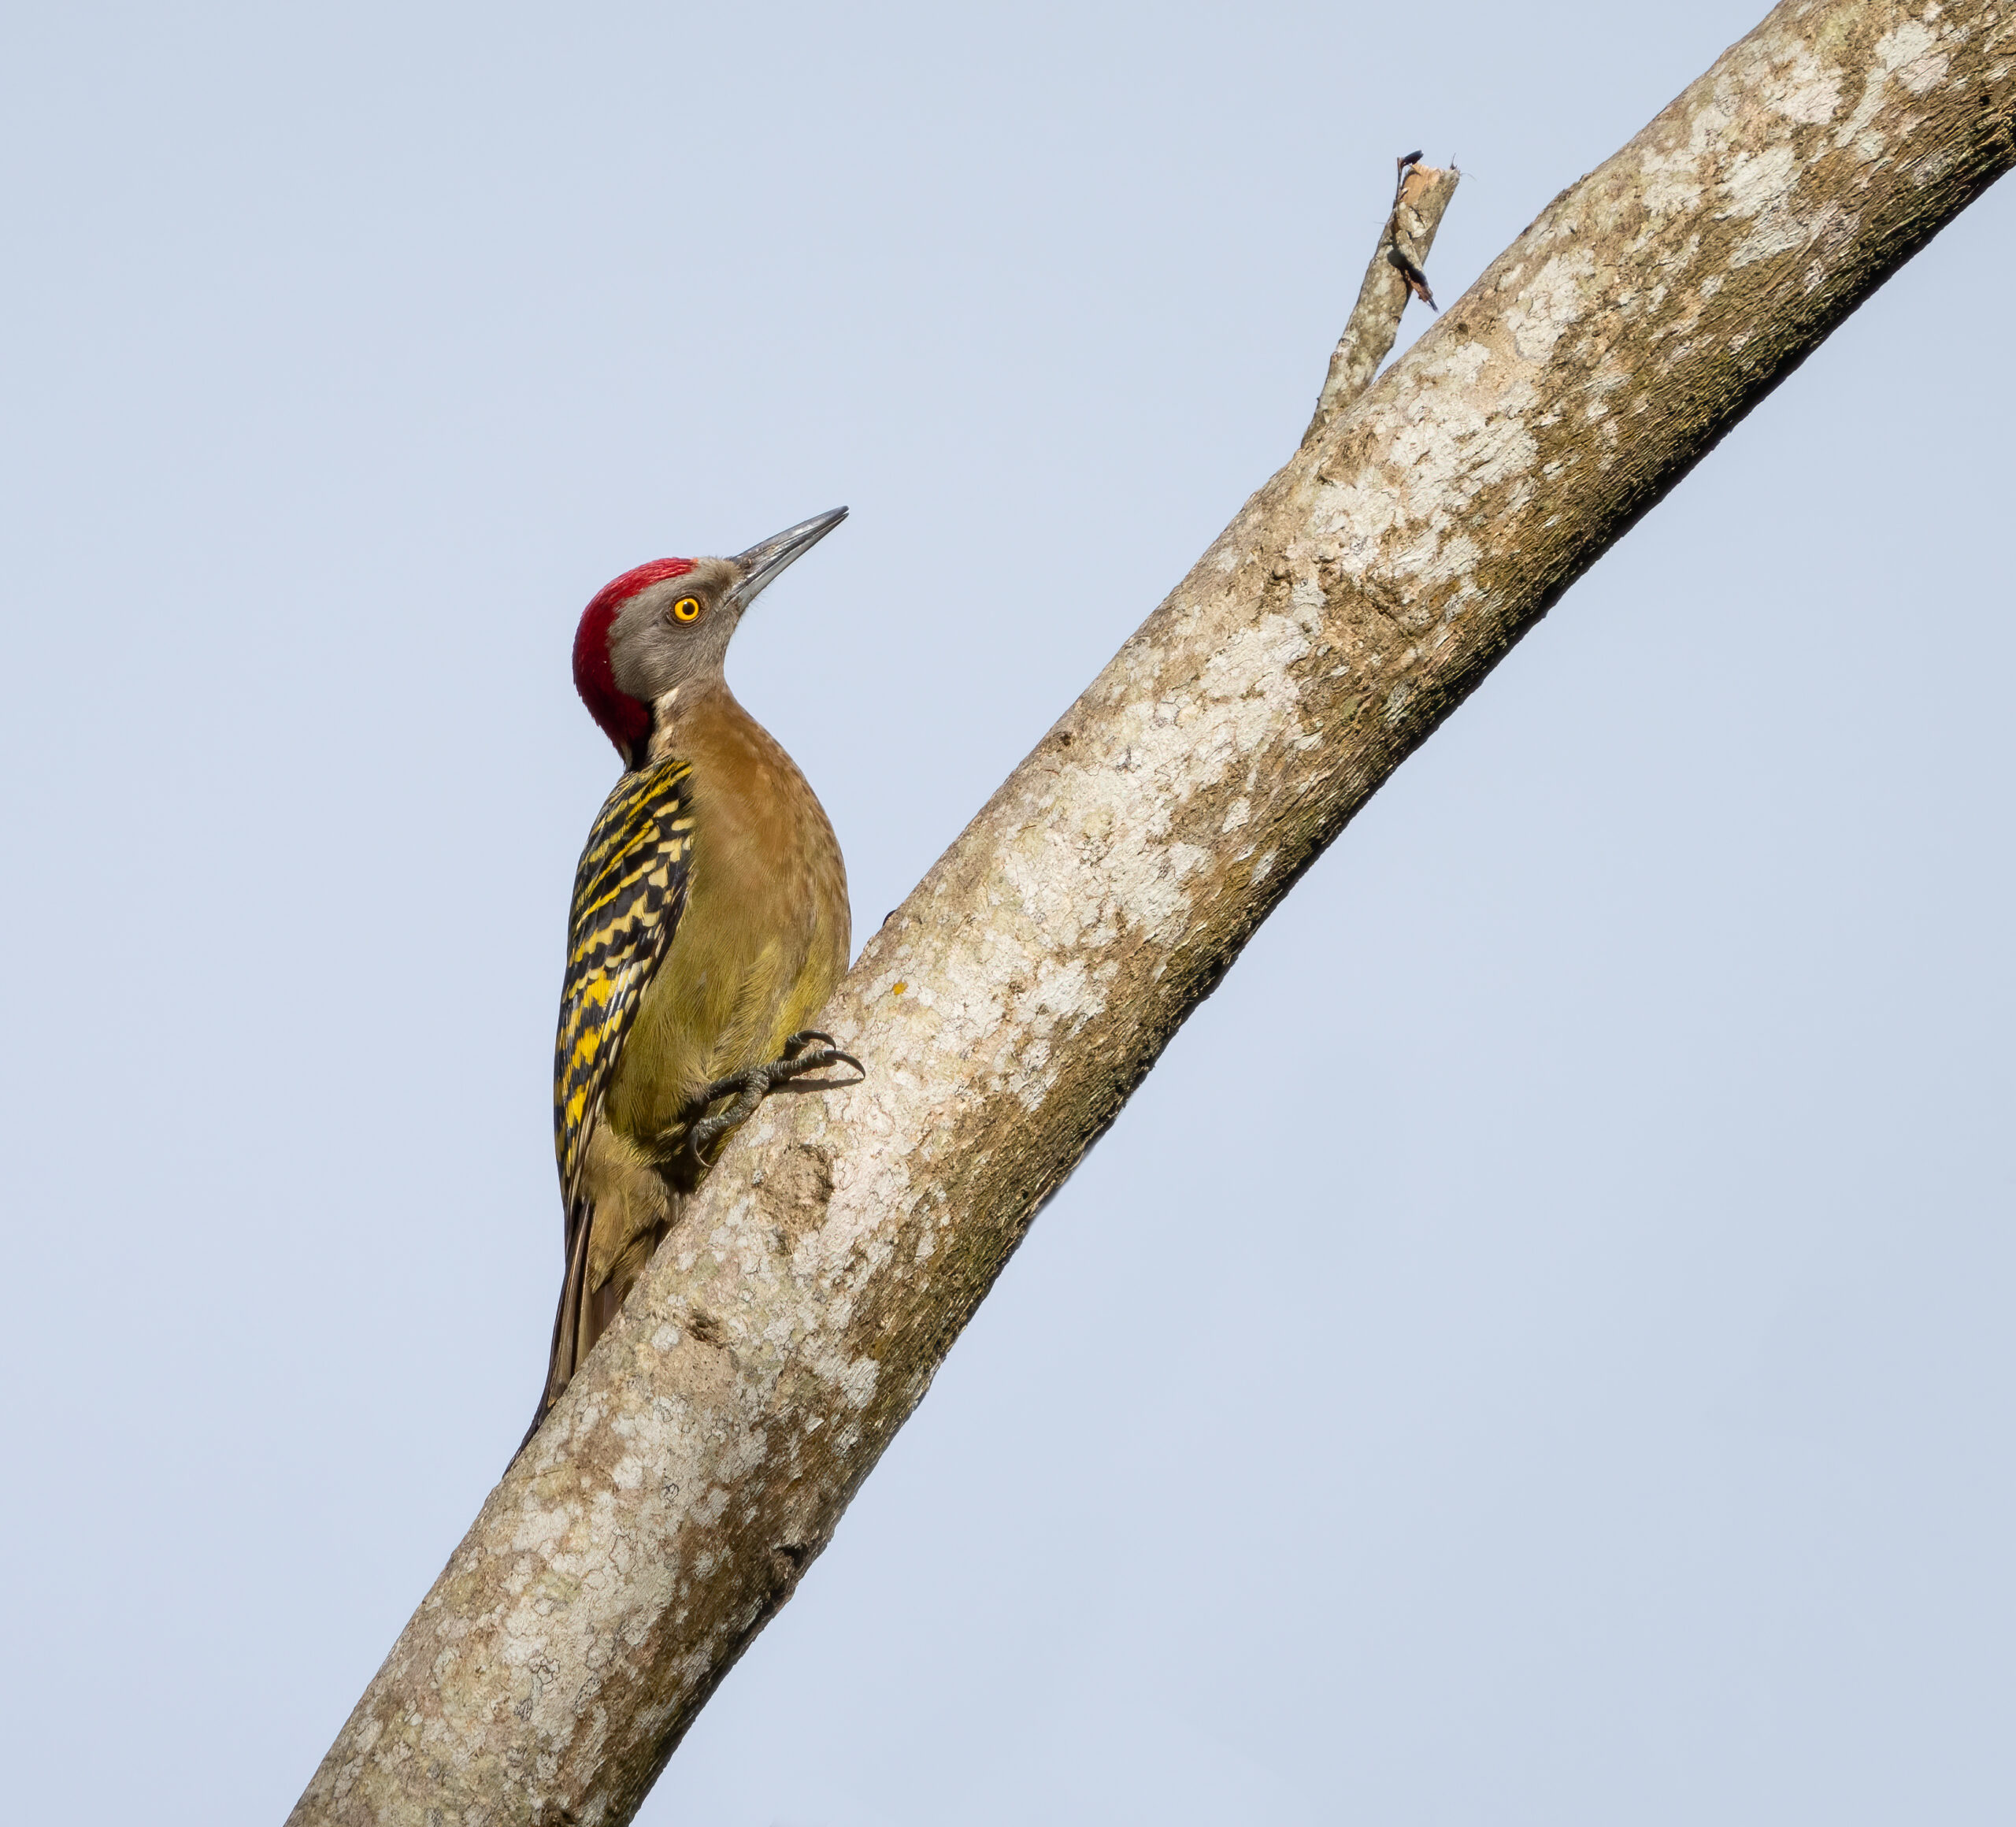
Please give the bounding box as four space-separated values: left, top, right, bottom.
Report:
291 3 2015 1821
1305 155 1462 443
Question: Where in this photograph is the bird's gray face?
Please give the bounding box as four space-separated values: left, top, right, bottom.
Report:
605 508 848 710
606 557 742 706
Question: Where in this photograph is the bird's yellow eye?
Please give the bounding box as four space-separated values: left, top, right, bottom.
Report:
672 596 702 623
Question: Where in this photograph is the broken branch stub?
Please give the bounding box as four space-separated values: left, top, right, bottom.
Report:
1306 156 1461 443
291 4 2016 1822
1388 152 1446 308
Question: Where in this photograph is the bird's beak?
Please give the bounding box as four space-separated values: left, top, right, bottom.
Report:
729 506 848 611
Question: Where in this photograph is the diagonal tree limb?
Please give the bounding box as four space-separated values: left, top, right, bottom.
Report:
291 3 2015 1821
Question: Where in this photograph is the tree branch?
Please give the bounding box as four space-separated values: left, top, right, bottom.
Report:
291 4 2014 1821
1304 152 1461 443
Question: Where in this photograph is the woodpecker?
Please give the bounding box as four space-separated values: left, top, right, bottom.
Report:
528 508 858 1445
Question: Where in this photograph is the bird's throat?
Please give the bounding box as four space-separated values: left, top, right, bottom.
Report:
647 679 735 764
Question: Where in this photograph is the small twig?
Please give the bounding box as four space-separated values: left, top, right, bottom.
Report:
1303 152 1462 445
1387 153 1440 309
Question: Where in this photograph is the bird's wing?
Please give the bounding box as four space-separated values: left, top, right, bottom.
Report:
555 753 697 1200
542 753 697 1410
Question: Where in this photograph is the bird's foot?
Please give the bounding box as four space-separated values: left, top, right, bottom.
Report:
684 1032 865 1165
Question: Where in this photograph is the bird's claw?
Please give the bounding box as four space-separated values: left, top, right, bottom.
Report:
685 1033 865 1165
780 1028 837 1062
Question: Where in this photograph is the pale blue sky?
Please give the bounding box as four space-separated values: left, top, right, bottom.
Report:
3 4 2010 1821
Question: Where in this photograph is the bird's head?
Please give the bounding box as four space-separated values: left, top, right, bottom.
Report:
573 506 847 767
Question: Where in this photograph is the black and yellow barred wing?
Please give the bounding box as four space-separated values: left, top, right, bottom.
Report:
553 753 697 1206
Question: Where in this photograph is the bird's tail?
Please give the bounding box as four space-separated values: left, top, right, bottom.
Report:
513 1192 678 1466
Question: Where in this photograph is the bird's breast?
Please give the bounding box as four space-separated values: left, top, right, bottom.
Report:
602 689 850 1151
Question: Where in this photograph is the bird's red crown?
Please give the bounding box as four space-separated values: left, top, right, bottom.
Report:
573 557 697 759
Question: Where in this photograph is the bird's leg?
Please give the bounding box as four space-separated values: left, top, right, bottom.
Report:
684 1032 865 1166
